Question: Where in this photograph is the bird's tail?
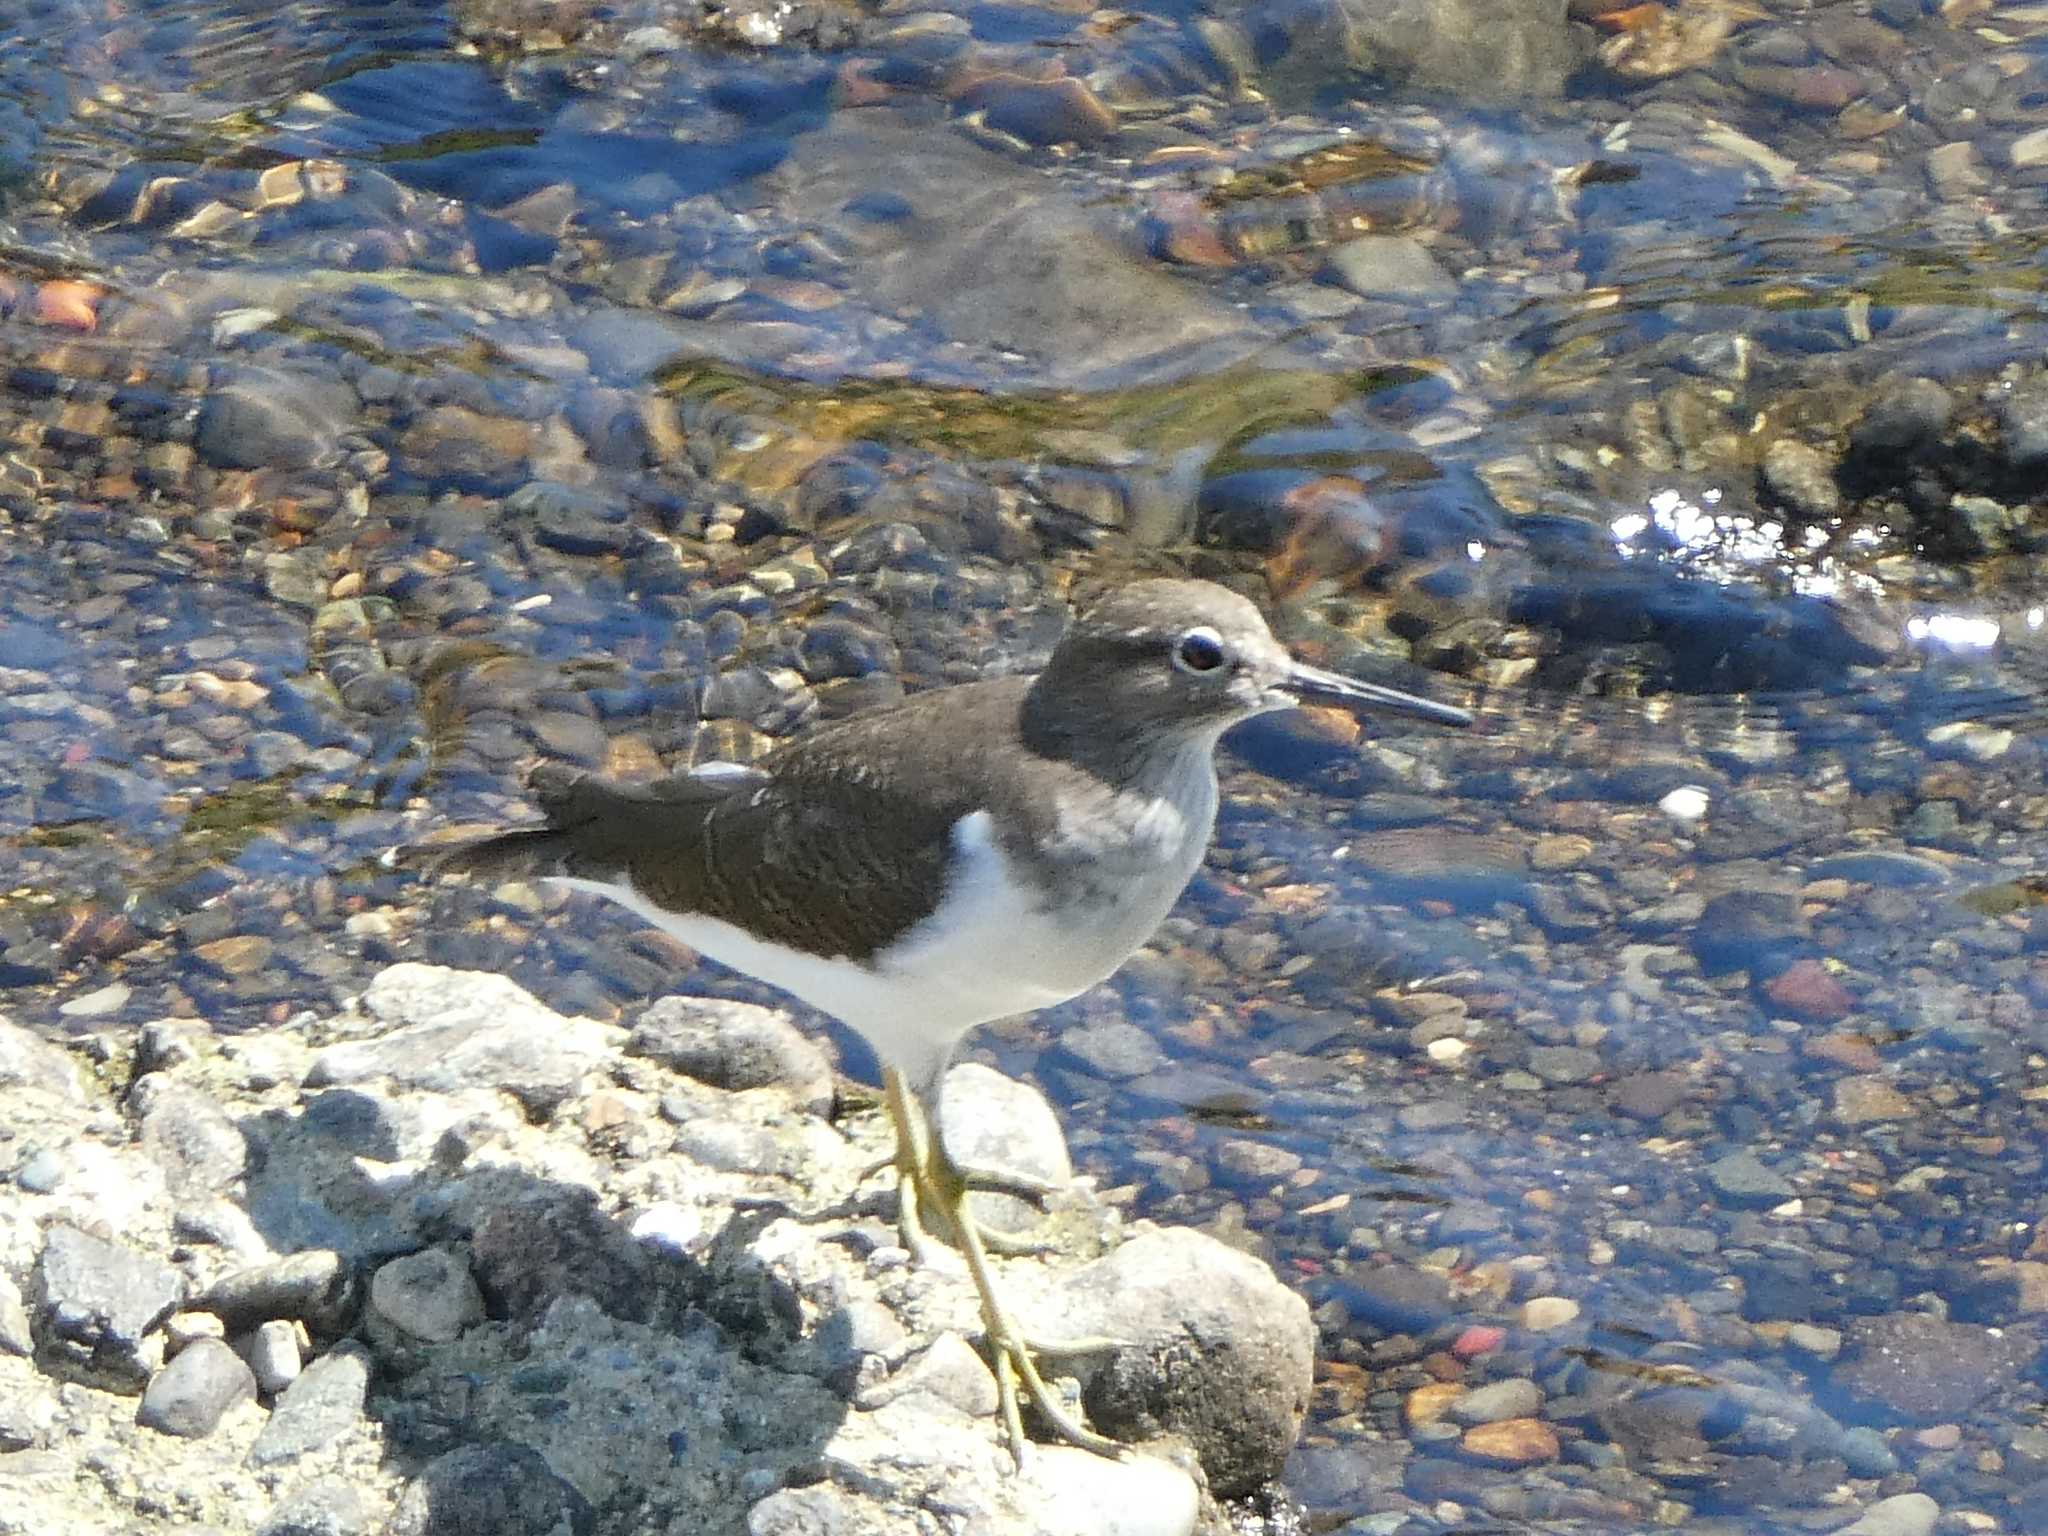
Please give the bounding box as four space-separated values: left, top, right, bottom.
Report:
427 824 586 883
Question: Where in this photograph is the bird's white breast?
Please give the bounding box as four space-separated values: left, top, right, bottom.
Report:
550 771 1213 1090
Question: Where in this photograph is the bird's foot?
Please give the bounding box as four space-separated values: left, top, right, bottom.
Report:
916 1152 1124 1465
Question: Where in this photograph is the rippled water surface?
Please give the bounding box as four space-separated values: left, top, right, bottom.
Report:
8 0 2048 1529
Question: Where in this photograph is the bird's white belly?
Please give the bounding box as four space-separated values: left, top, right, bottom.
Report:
550 807 1199 1084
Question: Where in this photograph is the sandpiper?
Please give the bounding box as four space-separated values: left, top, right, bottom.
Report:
436 578 1471 1462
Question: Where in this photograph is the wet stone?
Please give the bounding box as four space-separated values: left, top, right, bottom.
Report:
1451 1377 1543 1425
1322 235 1456 299
1707 1149 1796 1206
1054 1019 1168 1079
1527 1045 1601 1085
33 1224 186 1389
1838 1492 1938 1536
195 367 354 470
1833 1312 2038 1422
1610 1070 1687 1120
248 1341 372 1465
137 1336 257 1437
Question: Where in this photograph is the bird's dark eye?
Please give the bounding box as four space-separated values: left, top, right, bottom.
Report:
1172 627 1228 675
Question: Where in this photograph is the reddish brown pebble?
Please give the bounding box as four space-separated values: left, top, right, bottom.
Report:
1762 958 1853 1022
1453 1325 1506 1359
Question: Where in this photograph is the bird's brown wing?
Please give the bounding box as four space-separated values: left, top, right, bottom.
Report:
437 679 1040 961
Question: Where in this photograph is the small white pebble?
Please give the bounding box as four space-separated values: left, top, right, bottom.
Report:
630 1202 703 1255
1426 1037 1470 1064
1658 784 1711 822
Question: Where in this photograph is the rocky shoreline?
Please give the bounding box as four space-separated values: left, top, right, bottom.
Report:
0 961 1313 1536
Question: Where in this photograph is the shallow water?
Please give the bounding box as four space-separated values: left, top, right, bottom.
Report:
7 0 2048 1529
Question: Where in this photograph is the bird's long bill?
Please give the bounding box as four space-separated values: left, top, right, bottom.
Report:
1282 662 1474 727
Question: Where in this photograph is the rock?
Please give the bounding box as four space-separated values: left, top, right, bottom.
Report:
1690 890 1810 976
255 1477 369 1536
1043 1226 1313 1498
1527 1045 1601 1085
246 1318 303 1394
309 964 616 1114
131 1073 249 1194
1837 1492 1939 1536
56 982 130 1019
137 1337 257 1437
1848 376 1954 458
395 405 536 494
1450 1377 1543 1424
1609 1070 1686 1120
1833 1313 2038 1422
388 1441 594 1536
1706 1149 1796 1206
199 1251 359 1337
1762 958 1853 1022
1342 1264 1454 1334
1460 1417 1559 1466
1759 438 1842 521
1322 235 1456 299
1518 1296 1579 1332
941 1064 1074 1240
0 1272 33 1356
629 996 834 1116
193 934 275 978
368 1247 485 1346
871 1333 997 1419
248 1342 372 1465
32 1224 186 1390
1834 1076 1912 1125
1786 1323 1842 1360
1054 1019 1168 1080
1406 1382 1464 1428
195 365 354 470
0 1014 83 1099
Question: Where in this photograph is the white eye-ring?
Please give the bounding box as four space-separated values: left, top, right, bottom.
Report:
1172 626 1228 675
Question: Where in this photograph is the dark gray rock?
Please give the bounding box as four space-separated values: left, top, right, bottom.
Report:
1833 1313 2039 1423
388 1442 594 1536
195 366 354 471
199 1251 359 1337
1706 1150 1796 1207
32 1224 186 1389
1049 1226 1314 1498
1848 376 1954 457
256 1477 370 1536
248 1341 372 1466
138 1337 257 1437
629 996 834 1116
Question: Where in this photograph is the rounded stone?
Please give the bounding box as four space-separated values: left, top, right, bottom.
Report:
370 1247 485 1345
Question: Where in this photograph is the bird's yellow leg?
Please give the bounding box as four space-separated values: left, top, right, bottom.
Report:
917 1133 1125 1464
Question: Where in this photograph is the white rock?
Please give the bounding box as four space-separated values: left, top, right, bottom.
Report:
1025 1446 1199 1536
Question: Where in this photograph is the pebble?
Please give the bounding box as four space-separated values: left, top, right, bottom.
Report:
1023 1445 1200 1536
1838 1492 1939 1536
1762 957 1853 1022
1322 235 1457 299
1460 1417 1559 1466
1450 1378 1543 1425
1785 1323 1842 1360
194 935 275 978
1406 1382 1464 1428
137 1337 257 1437
248 1342 372 1465
1834 1076 1912 1125
57 982 131 1019
1835 1313 2038 1421
368 1248 485 1345
1707 1149 1796 1206
1519 1296 1579 1331
245 1319 303 1394
253 1478 367 1536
